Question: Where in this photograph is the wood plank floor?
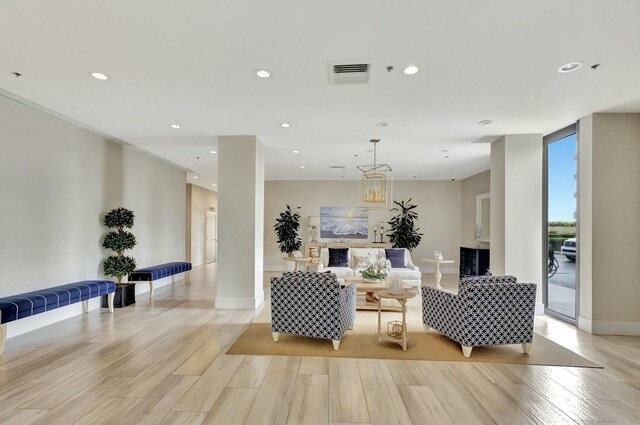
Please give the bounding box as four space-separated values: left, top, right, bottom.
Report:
1 264 639 425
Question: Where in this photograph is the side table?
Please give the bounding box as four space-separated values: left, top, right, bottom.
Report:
282 257 311 271
377 289 416 351
422 258 455 288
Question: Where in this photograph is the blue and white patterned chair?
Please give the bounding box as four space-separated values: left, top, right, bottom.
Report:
270 271 356 350
422 275 536 357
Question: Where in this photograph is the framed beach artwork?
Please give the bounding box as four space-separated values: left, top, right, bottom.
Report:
320 207 368 239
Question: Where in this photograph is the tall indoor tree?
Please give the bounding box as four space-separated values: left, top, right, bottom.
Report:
387 199 423 251
102 207 137 284
274 205 302 256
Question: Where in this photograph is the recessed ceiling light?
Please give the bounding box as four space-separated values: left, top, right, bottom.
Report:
377 122 389 127
90 72 109 81
209 150 217 154
403 65 419 75
438 149 449 153
256 69 271 78
299 165 306 169
280 123 291 128
170 124 181 129
192 175 199 179
558 61 584 73
292 150 300 154
478 119 493 125
211 184 217 186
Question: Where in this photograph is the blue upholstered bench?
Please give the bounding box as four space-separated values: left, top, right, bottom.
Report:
128 262 192 298
0 280 116 354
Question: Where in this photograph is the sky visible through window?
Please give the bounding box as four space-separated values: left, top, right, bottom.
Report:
548 133 577 222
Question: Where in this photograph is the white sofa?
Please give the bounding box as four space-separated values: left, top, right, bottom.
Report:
317 247 422 291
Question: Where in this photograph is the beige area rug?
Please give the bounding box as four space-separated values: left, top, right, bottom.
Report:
227 306 601 368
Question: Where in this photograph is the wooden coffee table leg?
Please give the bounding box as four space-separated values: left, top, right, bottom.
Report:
377 297 382 344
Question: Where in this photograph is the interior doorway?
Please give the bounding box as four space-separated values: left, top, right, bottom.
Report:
544 124 578 323
206 211 217 263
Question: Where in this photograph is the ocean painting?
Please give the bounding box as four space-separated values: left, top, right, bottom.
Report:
320 207 368 239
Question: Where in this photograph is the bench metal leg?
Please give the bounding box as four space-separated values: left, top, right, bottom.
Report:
185 271 191 284
82 300 89 314
149 281 154 299
0 324 7 355
108 292 115 313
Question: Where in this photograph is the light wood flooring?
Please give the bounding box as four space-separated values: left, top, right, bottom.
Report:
1 264 639 425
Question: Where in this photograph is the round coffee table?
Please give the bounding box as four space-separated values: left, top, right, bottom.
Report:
282 257 311 271
377 289 416 351
422 258 455 287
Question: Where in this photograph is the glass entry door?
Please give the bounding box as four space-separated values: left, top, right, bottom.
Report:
544 125 578 322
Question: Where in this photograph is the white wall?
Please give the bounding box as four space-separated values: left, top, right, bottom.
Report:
187 184 218 267
578 113 640 335
264 180 462 274
0 95 186 337
460 170 490 249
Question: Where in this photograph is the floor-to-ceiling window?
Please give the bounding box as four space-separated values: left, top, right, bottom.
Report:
544 124 578 322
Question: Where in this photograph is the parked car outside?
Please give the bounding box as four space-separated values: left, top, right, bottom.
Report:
561 238 576 261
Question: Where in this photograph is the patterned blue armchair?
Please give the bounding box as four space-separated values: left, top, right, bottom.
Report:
271 271 356 350
422 275 536 357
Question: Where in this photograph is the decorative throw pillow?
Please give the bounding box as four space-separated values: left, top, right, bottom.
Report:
352 255 369 269
327 248 349 267
385 248 406 268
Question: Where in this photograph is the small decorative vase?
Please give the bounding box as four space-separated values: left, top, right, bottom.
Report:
389 278 403 295
434 250 443 260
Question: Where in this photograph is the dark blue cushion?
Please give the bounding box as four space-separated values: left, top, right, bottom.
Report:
327 248 349 267
385 249 406 268
128 262 192 281
0 280 116 324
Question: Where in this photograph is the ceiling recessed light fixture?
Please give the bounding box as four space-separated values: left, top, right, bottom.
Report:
299 165 306 169
192 175 199 179
212 183 217 186
90 72 109 81
280 122 291 128
438 149 449 153
377 122 389 127
170 124 181 129
478 119 493 125
292 150 300 154
558 61 584 73
209 150 217 154
256 69 271 78
403 65 419 75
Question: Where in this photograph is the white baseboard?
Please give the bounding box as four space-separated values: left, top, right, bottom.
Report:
578 317 640 335
5 297 102 339
215 293 264 310
418 266 459 275
578 316 593 334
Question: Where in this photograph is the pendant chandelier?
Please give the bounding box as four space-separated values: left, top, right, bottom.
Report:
356 139 393 209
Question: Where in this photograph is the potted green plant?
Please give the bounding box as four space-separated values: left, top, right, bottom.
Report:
274 205 302 256
387 199 423 251
101 207 137 308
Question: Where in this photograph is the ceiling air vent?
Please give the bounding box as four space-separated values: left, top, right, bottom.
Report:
329 61 371 84
329 165 347 169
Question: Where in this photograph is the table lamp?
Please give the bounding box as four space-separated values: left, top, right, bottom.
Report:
308 216 320 243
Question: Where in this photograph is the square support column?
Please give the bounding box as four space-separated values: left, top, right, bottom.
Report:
490 134 544 313
215 136 264 309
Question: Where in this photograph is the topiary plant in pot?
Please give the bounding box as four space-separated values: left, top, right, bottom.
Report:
274 205 302 256
102 207 137 308
387 199 423 251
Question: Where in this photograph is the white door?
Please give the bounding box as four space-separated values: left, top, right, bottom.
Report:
206 212 217 263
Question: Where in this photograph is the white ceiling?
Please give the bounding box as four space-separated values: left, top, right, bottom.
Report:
2 0 640 190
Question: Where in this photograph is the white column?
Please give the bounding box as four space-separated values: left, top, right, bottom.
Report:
215 136 265 309
490 134 544 313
